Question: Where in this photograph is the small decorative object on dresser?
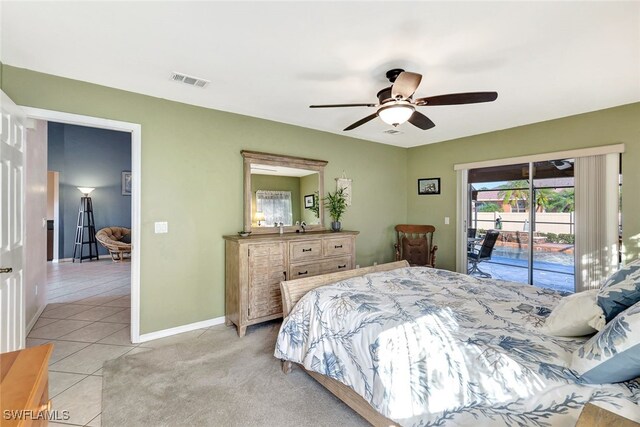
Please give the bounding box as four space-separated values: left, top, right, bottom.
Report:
324 187 348 232
223 230 358 337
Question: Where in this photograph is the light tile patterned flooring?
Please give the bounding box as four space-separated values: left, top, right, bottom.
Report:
26 260 215 427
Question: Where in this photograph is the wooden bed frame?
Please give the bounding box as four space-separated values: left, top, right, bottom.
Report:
279 260 408 427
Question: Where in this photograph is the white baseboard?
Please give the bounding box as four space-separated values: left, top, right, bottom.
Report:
26 304 47 335
52 258 73 263
137 315 226 343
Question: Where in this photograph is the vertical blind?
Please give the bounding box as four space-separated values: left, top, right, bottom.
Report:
256 190 293 226
574 153 619 291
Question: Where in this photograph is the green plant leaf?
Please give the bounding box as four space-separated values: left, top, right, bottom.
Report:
324 187 348 222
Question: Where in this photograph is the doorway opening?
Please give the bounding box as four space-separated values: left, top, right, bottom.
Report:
22 107 142 343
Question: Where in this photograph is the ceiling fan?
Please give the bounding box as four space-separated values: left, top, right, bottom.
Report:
310 68 498 131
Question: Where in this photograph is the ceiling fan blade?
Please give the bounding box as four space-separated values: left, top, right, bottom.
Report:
415 92 498 106
391 72 422 100
408 111 436 130
343 113 378 131
310 103 377 108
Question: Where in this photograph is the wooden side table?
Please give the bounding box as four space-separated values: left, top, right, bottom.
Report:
576 403 640 427
1 344 54 426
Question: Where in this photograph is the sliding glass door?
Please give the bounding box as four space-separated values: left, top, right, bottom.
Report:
531 162 575 291
468 160 575 292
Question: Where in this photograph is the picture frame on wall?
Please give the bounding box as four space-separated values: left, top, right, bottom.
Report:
418 177 440 195
122 171 132 196
304 194 315 208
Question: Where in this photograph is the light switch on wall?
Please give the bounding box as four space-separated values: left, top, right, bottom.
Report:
154 222 168 234
444 217 450 225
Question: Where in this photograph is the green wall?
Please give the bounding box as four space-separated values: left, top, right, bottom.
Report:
406 102 640 271
6 63 638 334
250 174 301 225
1 65 408 334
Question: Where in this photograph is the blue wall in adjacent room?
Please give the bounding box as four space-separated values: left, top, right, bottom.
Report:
48 122 132 258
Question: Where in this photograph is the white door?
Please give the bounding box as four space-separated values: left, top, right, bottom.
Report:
0 91 26 352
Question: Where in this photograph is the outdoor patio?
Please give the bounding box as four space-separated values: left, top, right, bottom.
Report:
468 255 575 294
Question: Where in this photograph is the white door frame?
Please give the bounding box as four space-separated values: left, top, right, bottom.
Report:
22 107 142 343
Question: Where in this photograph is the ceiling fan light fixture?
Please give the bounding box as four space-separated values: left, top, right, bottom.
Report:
378 104 414 126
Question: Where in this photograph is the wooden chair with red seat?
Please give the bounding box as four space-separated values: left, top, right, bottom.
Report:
394 224 438 268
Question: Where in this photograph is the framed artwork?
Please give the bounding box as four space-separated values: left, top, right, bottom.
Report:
304 194 315 208
418 177 440 195
122 171 132 196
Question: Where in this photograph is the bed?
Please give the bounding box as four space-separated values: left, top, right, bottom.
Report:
275 261 640 426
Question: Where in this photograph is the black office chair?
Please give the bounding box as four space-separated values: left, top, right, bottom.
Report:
467 228 477 239
468 230 500 278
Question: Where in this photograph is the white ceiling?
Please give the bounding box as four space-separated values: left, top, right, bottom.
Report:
2 1 639 148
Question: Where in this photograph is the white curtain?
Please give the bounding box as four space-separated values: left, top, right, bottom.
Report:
574 153 619 291
456 169 469 273
256 190 293 226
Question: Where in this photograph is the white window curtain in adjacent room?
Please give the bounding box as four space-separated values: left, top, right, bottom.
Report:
256 190 293 226
574 153 619 292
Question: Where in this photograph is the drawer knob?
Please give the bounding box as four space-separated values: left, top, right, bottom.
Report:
298 270 308 275
338 264 347 269
334 245 343 249
302 248 312 252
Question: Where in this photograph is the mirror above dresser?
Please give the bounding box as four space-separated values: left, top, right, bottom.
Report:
242 150 327 234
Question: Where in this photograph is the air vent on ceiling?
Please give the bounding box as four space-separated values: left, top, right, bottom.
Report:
383 129 403 135
170 72 210 88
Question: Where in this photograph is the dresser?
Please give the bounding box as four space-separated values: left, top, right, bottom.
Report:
224 230 358 336
0 344 53 426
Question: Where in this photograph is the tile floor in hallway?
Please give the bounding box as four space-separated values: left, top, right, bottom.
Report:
26 260 213 427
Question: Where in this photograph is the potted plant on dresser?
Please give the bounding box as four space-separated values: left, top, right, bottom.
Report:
324 187 348 231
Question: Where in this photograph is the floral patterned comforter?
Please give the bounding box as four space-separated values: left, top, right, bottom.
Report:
274 267 640 426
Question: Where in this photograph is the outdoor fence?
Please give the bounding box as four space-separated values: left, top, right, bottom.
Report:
471 212 574 235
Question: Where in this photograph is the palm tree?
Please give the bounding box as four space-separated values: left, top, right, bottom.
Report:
534 188 554 212
498 180 529 212
548 189 575 212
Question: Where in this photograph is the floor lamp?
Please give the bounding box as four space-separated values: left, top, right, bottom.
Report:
72 187 100 263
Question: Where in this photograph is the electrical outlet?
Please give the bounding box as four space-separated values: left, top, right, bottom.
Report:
373 261 378 266
355 264 360 269
444 217 450 225
154 222 168 234
35 285 38 295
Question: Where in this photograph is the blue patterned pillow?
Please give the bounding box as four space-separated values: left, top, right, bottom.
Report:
571 300 640 384
597 259 640 322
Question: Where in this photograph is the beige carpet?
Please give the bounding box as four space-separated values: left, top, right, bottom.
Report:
102 321 369 426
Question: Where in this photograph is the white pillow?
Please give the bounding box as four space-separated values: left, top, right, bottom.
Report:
543 290 605 337
572 300 640 384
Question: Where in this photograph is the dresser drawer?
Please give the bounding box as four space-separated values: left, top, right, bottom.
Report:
289 262 321 279
323 237 353 257
290 240 323 262
320 256 352 274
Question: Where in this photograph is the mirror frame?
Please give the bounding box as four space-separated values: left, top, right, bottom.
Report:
241 150 327 234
